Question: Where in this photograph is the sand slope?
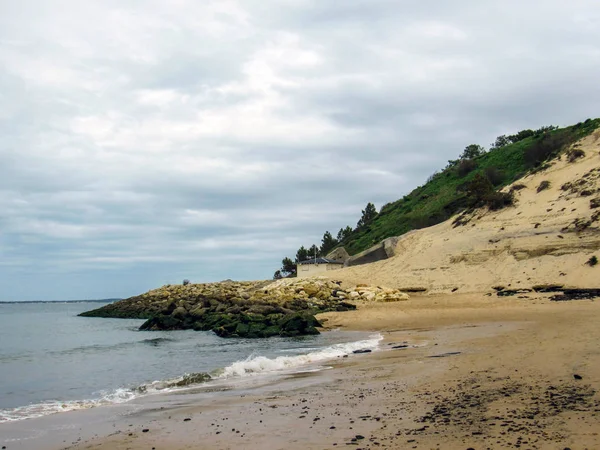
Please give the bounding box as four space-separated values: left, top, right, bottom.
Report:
327 130 600 293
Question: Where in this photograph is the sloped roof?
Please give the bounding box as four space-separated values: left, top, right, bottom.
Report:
297 257 344 265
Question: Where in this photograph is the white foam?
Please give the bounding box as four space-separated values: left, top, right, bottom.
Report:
0 388 137 423
216 333 383 379
0 333 383 423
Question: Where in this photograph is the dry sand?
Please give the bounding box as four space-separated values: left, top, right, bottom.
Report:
10 134 600 450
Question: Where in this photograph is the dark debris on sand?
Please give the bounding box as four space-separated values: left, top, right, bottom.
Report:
410 372 600 449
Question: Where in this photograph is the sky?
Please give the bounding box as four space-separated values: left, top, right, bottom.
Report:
1 0 600 301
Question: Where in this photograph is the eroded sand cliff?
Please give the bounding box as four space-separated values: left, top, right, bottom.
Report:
325 130 600 294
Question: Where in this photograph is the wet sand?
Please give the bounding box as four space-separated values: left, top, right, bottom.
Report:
2 293 600 450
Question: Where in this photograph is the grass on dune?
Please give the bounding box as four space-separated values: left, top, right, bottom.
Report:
341 118 600 255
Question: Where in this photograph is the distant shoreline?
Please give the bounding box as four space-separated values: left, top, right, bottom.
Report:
0 299 120 304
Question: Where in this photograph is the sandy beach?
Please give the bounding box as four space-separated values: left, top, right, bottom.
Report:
3 292 597 450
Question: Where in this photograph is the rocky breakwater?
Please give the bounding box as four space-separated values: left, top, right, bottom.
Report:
79 278 407 338
340 283 411 302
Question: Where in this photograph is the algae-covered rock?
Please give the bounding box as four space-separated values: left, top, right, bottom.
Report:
189 306 206 318
278 313 320 337
171 306 188 319
139 315 183 331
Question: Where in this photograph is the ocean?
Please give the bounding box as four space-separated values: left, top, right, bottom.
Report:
0 301 381 423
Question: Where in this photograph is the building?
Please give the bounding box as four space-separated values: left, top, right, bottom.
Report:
296 257 344 278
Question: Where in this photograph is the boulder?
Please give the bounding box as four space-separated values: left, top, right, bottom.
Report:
303 283 320 296
189 306 206 318
278 313 321 337
363 292 376 301
171 307 188 319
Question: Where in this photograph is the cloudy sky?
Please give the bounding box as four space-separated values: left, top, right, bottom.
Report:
1 0 599 300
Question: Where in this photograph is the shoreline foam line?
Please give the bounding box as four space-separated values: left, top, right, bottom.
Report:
0 333 383 423
215 333 383 378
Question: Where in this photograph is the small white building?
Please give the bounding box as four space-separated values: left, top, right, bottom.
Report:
296 257 344 278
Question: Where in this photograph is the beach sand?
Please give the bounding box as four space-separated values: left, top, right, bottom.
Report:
8 293 595 450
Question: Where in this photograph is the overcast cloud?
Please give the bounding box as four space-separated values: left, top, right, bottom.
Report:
1 0 600 300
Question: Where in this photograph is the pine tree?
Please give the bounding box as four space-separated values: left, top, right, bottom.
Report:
342 226 353 241
308 244 320 260
320 231 338 256
295 246 309 262
356 203 378 229
336 226 353 242
281 257 296 276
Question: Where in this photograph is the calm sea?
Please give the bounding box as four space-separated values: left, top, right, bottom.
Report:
0 301 380 422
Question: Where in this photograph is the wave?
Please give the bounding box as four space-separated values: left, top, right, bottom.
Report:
215 333 382 378
0 333 382 423
0 389 136 422
140 337 174 346
135 371 212 393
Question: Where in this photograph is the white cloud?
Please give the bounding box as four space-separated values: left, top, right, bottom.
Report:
406 21 468 40
1 0 600 299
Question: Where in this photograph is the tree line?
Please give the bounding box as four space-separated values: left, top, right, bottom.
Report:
273 203 378 279
445 125 559 170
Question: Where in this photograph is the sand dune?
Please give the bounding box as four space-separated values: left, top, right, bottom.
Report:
326 130 600 294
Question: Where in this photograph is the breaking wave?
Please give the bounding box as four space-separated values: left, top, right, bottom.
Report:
0 333 382 423
0 389 137 422
215 333 383 378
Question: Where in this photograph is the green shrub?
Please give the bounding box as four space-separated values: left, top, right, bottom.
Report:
464 174 515 210
567 148 585 162
536 180 551 193
485 166 504 186
457 159 477 177
587 255 598 267
524 130 574 167
486 191 515 210
508 129 535 143
464 174 494 204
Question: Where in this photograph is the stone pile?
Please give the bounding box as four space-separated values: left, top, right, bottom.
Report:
79 278 409 338
261 278 410 303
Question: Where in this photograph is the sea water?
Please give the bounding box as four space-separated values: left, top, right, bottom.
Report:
0 301 381 422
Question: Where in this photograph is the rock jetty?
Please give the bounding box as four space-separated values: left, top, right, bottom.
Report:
79 278 409 338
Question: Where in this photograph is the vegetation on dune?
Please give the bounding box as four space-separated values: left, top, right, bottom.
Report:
537 180 551 193
567 148 586 163
274 118 600 274
343 119 599 255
